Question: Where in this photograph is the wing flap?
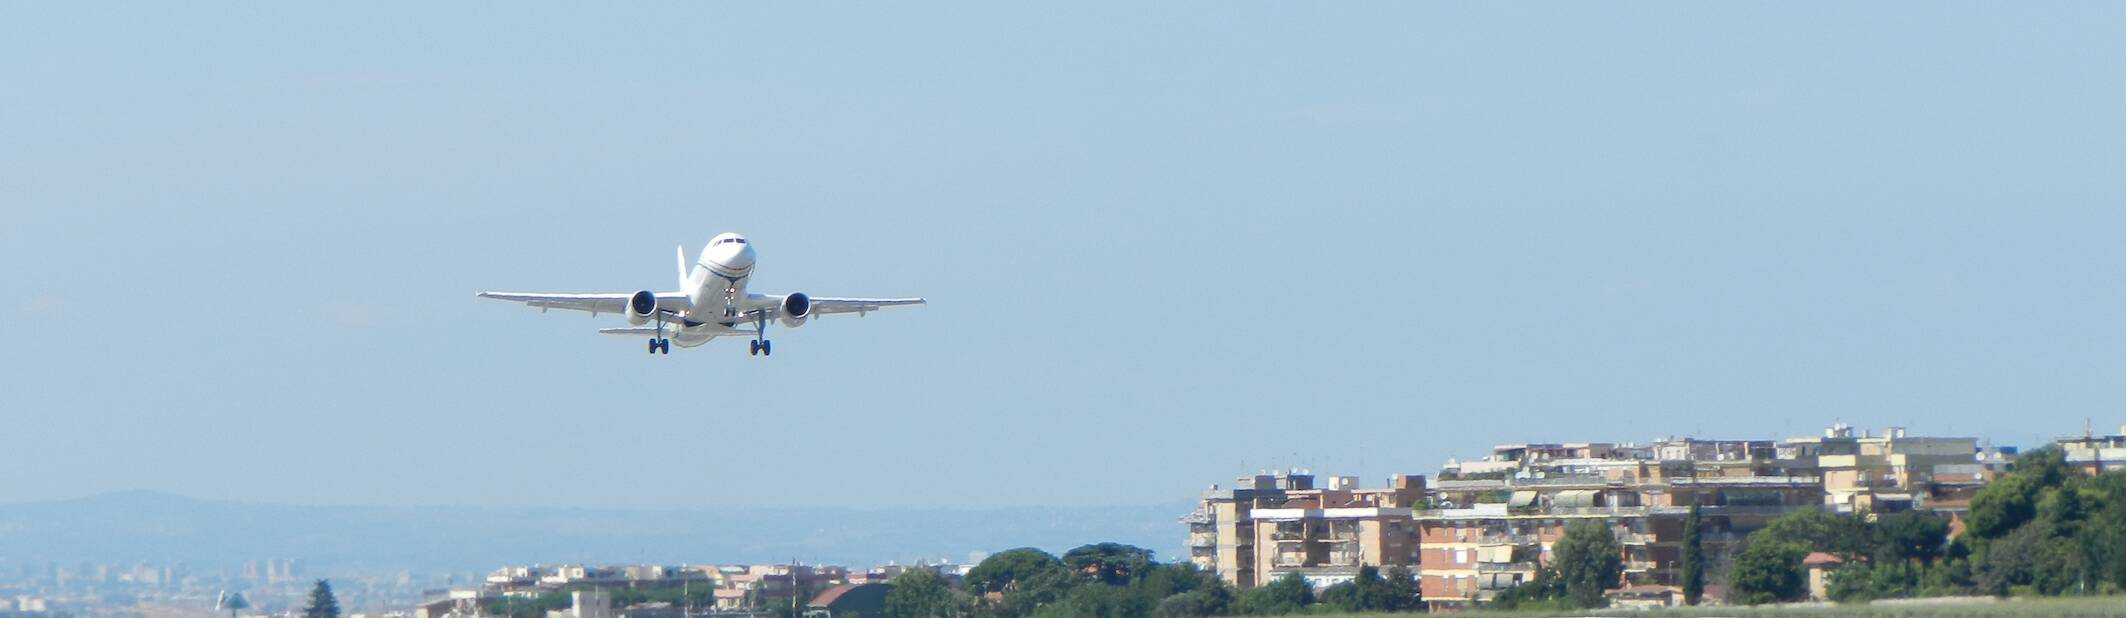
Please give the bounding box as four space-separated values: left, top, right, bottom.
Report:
478 291 691 316
808 297 927 316
597 327 661 337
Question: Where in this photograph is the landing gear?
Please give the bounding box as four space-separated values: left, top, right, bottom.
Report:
747 313 771 357
648 315 671 355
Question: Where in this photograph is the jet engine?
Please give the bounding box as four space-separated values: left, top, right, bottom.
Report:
778 292 812 328
626 290 658 326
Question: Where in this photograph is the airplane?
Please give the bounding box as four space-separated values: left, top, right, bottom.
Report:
478 232 925 356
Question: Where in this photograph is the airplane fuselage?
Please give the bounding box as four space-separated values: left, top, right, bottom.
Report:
669 233 768 347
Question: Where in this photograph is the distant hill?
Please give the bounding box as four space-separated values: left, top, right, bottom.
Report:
0 492 1190 575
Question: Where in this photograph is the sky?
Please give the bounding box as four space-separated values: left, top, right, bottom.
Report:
3 3 2124 511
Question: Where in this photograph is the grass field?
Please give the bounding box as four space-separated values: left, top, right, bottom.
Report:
1302 596 2126 617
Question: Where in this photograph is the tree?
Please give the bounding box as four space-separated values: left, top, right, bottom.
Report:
1035 582 1152 618
1317 565 1392 612
221 592 249 618
1148 572 1232 618
1969 475 2041 540
1967 447 2075 543
1489 568 1565 611
967 548 1068 596
480 590 570 618
2017 446 2072 488
885 568 953 618
994 567 1076 618
2084 472 2126 592
1232 572 1310 616
1873 511 1950 565
1381 566 1422 612
1129 563 1213 601
1682 504 1705 606
1729 539 1808 605
1152 590 1225 618
1553 521 1624 608
1920 555 1976 597
1757 508 1873 559
1062 543 1155 586
302 580 340 618
1825 563 1877 604
2036 483 2091 538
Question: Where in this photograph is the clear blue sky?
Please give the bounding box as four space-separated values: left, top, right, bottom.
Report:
4 3 2123 510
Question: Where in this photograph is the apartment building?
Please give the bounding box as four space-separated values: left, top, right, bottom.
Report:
1247 477 1424 588
2059 427 2126 475
1183 471 1305 588
1185 472 1424 588
1188 424 1988 608
1780 424 1983 512
1415 503 1685 607
478 563 852 614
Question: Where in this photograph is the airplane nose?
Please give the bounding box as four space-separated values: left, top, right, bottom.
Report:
717 243 756 270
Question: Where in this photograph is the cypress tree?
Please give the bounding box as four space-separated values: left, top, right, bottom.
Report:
303 580 340 618
1683 503 1705 605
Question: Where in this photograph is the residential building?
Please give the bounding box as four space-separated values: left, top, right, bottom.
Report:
1248 478 1423 588
1782 424 1981 512
1182 471 1307 588
1189 423 1991 610
2059 427 2126 475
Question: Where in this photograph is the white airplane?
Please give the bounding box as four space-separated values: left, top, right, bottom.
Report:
478 233 925 356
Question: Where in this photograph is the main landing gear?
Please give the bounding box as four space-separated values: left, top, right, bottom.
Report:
647 315 672 355
746 311 771 357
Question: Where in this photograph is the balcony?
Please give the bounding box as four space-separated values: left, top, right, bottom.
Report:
1478 534 1540 546
1189 533 1218 547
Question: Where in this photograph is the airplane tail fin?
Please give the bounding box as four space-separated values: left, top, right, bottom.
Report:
676 245 690 289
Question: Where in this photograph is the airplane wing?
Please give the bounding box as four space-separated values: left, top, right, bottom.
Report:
599 327 674 337
476 291 691 316
807 297 928 316
697 297 924 332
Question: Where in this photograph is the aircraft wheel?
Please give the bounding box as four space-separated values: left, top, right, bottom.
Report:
648 339 659 354
761 340 772 356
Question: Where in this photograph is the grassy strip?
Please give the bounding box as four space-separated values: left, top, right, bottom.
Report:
1301 595 2126 618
